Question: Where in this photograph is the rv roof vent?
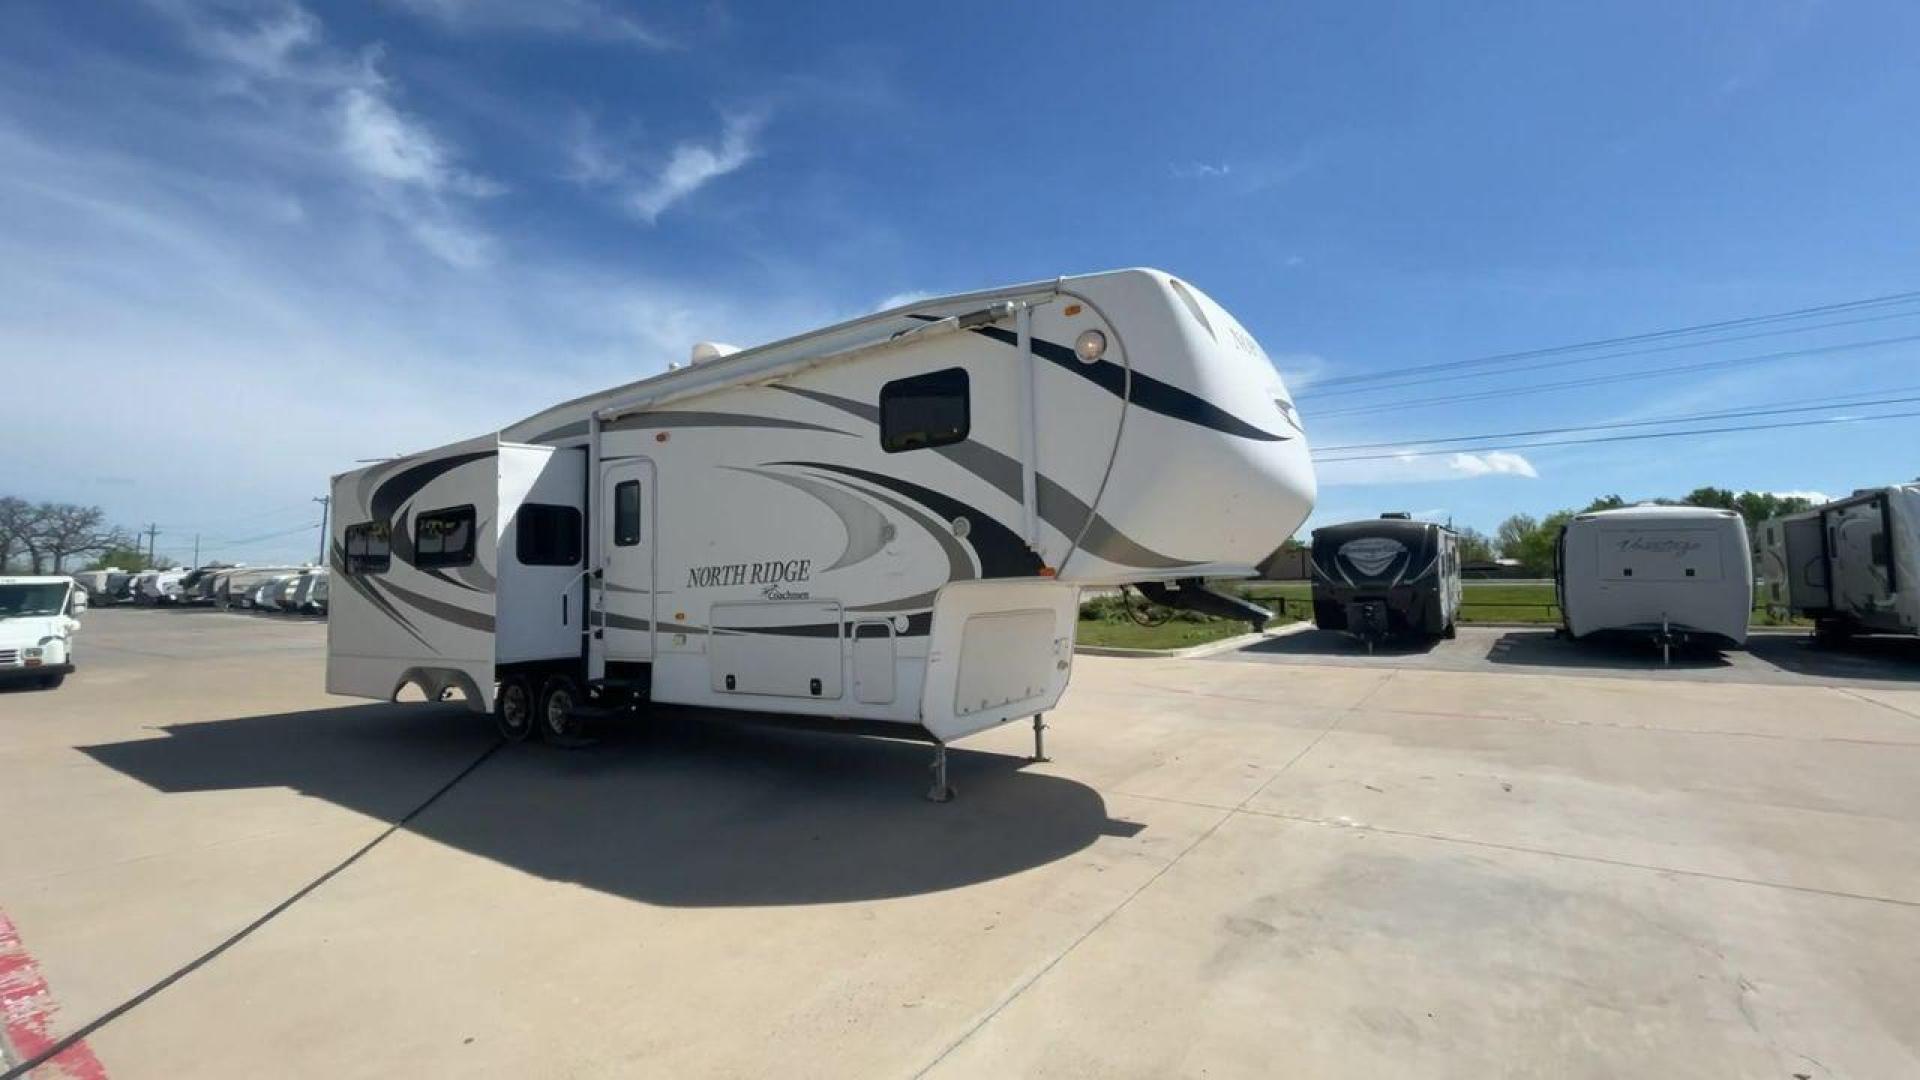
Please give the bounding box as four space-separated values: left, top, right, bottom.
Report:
1380 511 1412 519
690 342 741 365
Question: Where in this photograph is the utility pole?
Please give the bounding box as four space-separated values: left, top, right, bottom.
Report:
313 495 330 567
193 533 201 568
143 523 160 568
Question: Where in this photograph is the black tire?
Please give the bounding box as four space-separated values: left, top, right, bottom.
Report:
495 676 535 742
1814 618 1854 647
537 675 586 743
39 674 65 690
1442 620 1458 640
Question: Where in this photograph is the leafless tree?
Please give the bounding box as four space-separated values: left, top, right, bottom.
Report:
0 496 32 572
33 502 127 572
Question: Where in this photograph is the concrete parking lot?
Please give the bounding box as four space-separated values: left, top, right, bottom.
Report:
3 609 1918 1078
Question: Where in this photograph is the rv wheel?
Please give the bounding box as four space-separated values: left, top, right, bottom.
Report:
495 676 534 743
537 675 587 743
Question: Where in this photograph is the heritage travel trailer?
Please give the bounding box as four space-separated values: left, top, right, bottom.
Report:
1555 505 1752 654
1309 514 1460 647
1757 484 1919 644
326 269 1316 796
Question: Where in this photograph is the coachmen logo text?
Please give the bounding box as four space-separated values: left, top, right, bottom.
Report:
687 559 812 588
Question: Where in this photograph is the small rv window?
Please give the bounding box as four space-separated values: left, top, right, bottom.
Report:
614 481 642 546
880 367 970 453
414 505 477 568
344 522 391 575
517 504 581 566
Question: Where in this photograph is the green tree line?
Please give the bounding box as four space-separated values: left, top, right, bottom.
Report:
1487 488 1815 576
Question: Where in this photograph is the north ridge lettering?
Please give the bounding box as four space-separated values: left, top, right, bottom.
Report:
687 559 813 589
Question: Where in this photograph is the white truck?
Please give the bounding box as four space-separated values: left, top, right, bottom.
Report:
0 576 86 690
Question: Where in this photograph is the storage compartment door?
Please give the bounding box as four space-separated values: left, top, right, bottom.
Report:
851 620 895 704
710 601 844 699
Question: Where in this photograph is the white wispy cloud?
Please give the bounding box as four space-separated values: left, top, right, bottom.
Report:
572 110 768 224
1273 351 1330 391
382 0 673 48
337 79 496 197
873 290 933 313
1171 161 1231 179
148 0 500 266
1318 450 1540 487
0 6 831 563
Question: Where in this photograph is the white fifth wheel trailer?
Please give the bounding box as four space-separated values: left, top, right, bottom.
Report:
1756 484 1920 644
326 269 1316 796
1555 505 1752 653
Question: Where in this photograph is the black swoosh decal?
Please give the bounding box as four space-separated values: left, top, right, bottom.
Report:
370 450 495 525
907 315 1286 442
773 386 1200 569
779 461 1042 579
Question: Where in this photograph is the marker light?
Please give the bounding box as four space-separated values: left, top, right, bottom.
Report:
1074 329 1107 363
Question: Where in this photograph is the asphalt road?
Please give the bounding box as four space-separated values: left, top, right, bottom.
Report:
2 608 1917 1078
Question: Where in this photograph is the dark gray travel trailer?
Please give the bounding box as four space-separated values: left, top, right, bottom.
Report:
1309 515 1461 646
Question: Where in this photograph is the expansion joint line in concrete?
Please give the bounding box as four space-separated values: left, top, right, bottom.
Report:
0 740 507 1080
1832 685 1920 722
1243 809 1920 910
909 675 1374 1077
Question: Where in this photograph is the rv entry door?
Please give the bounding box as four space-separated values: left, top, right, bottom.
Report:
594 457 657 678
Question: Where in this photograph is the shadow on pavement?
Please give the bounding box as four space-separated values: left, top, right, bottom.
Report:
1483 630 1733 672
1743 633 1920 683
78 702 1133 908
1237 628 1443 659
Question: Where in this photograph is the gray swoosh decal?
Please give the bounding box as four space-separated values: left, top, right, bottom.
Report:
774 384 878 423
605 411 854 437
799 471 975 584
377 579 495 634
530 419 590 443
725 467 892 572
850 590 939 612
771 385 1196 569
332 542 435 652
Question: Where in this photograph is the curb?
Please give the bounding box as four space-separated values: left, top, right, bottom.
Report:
1075 620 1313 659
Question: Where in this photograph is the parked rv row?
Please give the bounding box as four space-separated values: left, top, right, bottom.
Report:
69 566 330 616
1309 483 1918 657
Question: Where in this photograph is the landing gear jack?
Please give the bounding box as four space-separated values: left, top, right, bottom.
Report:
1030 713 1050 763
927 744 955 803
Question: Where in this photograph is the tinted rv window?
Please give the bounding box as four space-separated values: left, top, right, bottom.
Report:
880 367 969 452
344 522 391 574
414 505 476 568
614 481 642 546
516 504 582 566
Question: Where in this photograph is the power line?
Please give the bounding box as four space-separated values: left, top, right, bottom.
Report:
1297 287 1920 392
1311 387 1920 454
1304 333 1920 419
1294 307 1920 401
217 522 324 546
1313 408 1920 464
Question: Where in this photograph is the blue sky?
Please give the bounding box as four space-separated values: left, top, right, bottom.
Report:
4 1 1917 566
